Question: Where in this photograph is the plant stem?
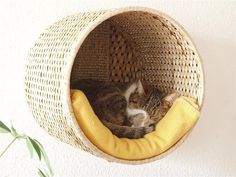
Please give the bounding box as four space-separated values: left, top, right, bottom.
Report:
0 137 17 158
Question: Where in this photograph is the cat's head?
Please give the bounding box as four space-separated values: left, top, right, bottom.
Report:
124 80 164 118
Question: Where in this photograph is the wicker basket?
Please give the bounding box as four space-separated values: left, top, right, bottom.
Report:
25 7 204 164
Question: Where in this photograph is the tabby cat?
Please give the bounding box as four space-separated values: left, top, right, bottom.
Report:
71 79 179 139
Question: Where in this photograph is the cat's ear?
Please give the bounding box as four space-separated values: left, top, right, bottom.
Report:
162 92 180 102
136 80 145 94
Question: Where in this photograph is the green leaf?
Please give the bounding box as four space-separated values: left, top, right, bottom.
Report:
34 139 53 175
38 169 47 177
17 134 27 140
28 137 42 160
0 120 11 133
10 125 19 138
26 137 34 158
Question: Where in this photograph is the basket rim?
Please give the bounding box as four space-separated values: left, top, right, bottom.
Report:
64 6 205 164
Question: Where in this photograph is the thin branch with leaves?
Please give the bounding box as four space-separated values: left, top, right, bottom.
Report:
0 120 53 177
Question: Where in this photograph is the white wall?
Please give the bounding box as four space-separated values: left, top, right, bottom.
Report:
0 0 235 176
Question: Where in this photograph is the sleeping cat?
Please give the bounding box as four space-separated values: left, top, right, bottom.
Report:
71 79 179 139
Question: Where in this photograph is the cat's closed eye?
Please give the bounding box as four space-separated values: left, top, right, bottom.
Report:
130 99 138 104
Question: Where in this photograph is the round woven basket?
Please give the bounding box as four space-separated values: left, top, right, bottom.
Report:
25 7 204 164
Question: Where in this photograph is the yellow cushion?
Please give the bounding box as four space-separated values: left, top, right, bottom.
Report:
71 89 200 160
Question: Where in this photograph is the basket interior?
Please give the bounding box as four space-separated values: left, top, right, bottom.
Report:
71 11 203 104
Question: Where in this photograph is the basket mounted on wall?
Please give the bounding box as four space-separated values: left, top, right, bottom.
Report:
25 7 204 164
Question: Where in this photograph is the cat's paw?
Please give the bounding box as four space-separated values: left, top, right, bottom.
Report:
145 124 155 134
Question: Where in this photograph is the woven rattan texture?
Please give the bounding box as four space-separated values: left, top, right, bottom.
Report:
71 21 110 82
25 8 204 164
109 12 203 102
108 24 142 82
71 21 141 83
25 11 107 153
